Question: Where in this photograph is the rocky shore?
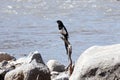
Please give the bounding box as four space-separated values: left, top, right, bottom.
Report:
0 44 120 80
0 51 69 80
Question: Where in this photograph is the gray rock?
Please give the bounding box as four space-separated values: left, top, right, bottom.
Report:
15 51 44 64
70 44 120 80
30 52 44 64
47 60 65 72
4 51 51 80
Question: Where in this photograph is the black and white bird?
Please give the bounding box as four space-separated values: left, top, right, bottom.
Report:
57 20 73 72
56 20 69 40
56 20 69 55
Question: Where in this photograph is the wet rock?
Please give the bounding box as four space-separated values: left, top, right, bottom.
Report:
0 52 15 62
47 60 65 72
4 51 51 80
70 44 120 80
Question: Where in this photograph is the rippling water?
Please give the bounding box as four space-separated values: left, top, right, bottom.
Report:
0 0 120 64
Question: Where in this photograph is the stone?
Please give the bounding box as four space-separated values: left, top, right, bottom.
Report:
15 51 44 64
0 52 15 62
0 60 15 80
47 60 65 72
52 71 69 80
4 51 51 80
70 44 120 80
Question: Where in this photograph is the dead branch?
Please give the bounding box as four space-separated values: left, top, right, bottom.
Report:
60 36 73 76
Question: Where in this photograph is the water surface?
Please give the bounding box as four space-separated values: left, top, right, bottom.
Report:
0 0 120 65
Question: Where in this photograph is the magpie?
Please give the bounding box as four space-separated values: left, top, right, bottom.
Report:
56 20 69 40
56 20 69 55
57 20 73 72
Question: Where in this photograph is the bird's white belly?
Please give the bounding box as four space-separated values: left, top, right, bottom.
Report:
59 28 66 35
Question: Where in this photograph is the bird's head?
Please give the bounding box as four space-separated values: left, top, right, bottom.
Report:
56 20 63 25
56 20 64 30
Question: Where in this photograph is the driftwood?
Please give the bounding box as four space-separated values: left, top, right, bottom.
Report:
57 20 74 75
60 36 73 75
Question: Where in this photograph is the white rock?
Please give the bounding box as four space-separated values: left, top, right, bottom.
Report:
11 51 44 65
47 60 65 72
52 71 69 80
5 51 51 80
70 44 120 80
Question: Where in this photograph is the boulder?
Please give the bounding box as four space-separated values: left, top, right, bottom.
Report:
70 44 120 80
14 51 44 64
5 60 51 80
4 51 51 80
0 56 15 80
47 60 65 72
0 52 15 62
0 64 15 80
52 72 69 80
